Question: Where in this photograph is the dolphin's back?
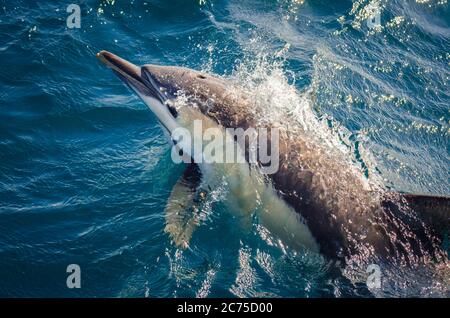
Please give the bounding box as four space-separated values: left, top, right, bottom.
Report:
268 124 448 263
402 194 450 233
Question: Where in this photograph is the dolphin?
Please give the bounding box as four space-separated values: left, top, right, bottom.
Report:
96 50 449 270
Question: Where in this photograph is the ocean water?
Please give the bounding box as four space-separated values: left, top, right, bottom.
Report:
0 0 448 297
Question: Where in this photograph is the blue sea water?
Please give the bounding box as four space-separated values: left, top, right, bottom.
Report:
0 0 448 297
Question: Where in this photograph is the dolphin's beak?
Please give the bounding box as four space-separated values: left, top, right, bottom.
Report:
97 50 179 132
96 50 165 103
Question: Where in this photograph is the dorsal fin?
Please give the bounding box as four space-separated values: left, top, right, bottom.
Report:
402 194 450 233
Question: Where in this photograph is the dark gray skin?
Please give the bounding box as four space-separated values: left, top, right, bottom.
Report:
97 50 448 267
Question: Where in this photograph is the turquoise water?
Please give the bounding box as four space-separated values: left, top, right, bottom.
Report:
0 0 448 297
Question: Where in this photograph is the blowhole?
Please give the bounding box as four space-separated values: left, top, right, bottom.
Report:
197 74 207 79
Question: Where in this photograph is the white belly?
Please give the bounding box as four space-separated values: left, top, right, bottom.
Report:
201 159 320 253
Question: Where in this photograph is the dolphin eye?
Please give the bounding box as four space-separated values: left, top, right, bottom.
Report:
197 74 207 79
